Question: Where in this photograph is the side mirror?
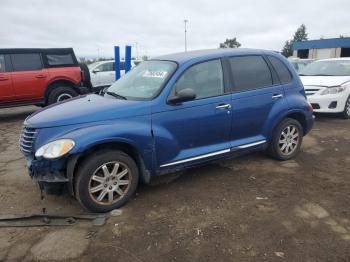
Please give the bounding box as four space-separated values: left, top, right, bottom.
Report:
168 88 196 104
92 68 101 74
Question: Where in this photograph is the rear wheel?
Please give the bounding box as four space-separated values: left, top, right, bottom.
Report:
342 95 350 119
47 85 78 105
267 118 303 160
75 150 139 212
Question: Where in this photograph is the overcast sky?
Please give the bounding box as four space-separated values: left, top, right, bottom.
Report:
1 0 349 59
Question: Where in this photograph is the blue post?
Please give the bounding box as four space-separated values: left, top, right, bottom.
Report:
114 46 120 80
125 45 132 73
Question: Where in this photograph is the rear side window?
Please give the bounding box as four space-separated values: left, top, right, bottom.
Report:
46 54 74 66
0 55 5 72
97 62 114 72
268 56 292 84
229 56 272 91
11 53 42 71
173 59 224 99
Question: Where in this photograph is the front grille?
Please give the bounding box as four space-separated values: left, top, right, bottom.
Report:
305 88 320 96
304 86 326 96
19 127 37 155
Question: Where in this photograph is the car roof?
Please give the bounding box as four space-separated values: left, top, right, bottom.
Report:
0 48 75 55
153 48 277 65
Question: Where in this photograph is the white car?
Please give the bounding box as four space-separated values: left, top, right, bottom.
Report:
299 58 350 118
88 60 142 89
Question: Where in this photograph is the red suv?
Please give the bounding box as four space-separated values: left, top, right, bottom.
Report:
0 48 90 108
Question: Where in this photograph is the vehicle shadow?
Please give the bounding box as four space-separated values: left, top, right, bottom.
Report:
0 106 37 122
313 113 345 122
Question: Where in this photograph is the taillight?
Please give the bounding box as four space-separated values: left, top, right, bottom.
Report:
307 101 313 112
81 70 85 81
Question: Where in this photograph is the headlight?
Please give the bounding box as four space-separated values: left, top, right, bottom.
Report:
320 85 347 95
35 139 75 159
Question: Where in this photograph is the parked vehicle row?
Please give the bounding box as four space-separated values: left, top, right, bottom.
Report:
20 48 314 212
0 48 90 108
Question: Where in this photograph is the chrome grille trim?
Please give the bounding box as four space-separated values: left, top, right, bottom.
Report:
304 86 325 96
19 127 37 155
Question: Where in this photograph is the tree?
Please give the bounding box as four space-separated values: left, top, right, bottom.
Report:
281 24 308 57
293 24 308 42
281 40 293 57
219 37 241 48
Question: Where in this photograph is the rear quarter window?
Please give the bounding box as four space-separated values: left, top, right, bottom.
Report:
46 54 75 66
268 56 292 84
0 55 5 72
11 53 42 71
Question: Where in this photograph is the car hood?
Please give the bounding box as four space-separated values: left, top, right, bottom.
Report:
300 75 350 87
25 94 151 128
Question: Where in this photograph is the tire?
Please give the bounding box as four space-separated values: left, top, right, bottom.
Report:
47 85 78 105
79 63 92 89
342 95 350 119
75 150 139 212
267 118 303 161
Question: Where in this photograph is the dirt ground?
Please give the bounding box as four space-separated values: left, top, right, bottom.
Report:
0 106 349 262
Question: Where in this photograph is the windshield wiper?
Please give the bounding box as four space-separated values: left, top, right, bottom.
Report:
106 91 127 100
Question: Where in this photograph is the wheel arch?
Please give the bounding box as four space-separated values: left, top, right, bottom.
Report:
267 109 308 142
67 140 151 196
284 111 307 135
45 79 78 104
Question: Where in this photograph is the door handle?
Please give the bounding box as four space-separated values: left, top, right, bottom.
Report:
0 76 9 81
216 103 231 109
272 94 283 99
35 75 46 79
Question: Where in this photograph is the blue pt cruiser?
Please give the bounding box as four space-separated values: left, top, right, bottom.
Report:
20 49 314 212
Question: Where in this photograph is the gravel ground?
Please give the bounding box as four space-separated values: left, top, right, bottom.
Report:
0 106 349 262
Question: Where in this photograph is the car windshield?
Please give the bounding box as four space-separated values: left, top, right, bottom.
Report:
299 60 350 76
106 60 177 100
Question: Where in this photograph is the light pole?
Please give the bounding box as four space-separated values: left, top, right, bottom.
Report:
184 19 188 52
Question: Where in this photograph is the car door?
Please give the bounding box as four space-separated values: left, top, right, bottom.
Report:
152 59 232 169
227 55 287 148
99 62 115 86
10 53 48 101
0 54 15 103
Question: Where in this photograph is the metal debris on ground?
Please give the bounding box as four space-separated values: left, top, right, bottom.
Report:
0 213 106 227
110 209 123 217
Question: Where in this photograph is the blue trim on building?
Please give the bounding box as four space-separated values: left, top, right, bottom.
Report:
293 37 350 50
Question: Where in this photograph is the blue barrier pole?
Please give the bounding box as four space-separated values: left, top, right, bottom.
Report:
114 46 120 80
125 45 132 73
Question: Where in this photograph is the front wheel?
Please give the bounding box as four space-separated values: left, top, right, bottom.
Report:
342 95 350 119
267 118 303 160
75 150 139 212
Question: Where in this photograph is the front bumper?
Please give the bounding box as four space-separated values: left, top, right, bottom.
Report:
307 93 347 113
25 156 69 183
24 153 80 195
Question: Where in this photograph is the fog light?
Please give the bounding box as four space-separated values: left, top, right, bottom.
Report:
328 101 337 109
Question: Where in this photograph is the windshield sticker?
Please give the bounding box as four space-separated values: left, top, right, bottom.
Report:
143 70 167 78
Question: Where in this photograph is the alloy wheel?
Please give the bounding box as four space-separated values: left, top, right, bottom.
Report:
278 125 299 156
57 93 73 102
88 161 131 205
